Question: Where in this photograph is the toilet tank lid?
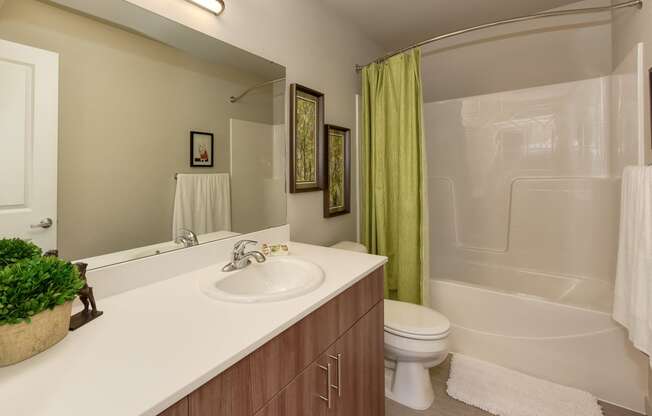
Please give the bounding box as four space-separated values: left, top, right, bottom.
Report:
384 299 450 337
330 241 368 253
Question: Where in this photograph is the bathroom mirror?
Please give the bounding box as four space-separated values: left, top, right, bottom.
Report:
0 0 287 269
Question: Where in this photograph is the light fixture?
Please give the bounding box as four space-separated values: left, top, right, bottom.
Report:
186 0 225 15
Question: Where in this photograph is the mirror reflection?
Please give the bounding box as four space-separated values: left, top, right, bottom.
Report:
0 0 287 269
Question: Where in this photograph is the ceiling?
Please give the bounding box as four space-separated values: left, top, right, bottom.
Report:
320 0 584 51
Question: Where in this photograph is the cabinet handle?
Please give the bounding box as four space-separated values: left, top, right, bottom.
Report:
318 363 333 409
328 353 342 397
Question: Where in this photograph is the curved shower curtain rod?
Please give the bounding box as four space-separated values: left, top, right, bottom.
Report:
229 77 286 103
354 0 643 72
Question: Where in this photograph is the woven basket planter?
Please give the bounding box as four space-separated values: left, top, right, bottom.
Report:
0 302 72 367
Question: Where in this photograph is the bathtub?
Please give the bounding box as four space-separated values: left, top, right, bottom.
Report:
430 278 648 413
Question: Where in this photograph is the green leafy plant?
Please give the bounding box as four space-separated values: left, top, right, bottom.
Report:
0 238 42 269
0 256 84 325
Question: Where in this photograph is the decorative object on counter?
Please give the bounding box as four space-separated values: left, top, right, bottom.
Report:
69 262 104 331
261 243 289 256
0 240 84 366
323 124 351 218
289 83 325 193
190 131 214 167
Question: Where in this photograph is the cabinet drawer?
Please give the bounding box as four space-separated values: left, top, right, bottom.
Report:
250 267 383 411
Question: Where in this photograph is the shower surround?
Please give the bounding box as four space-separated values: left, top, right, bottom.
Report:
425 46 647 412
428 76 617 311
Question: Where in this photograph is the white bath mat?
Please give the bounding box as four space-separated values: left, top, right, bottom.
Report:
446 354 603 416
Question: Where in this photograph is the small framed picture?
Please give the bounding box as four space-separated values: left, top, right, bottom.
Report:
323 124 351 218
190 131 214 167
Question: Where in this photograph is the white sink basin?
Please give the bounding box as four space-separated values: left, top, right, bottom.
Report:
200 257 325 303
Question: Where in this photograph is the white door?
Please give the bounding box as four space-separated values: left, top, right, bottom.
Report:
0 39 58 251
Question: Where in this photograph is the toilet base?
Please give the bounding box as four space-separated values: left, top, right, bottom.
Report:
385 361 435 411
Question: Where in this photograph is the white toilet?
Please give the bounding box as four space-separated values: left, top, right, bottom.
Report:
384 299 451 410
330 241 451 410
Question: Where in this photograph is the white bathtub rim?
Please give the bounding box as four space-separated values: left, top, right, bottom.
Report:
448 323 620 341
432 277 614 317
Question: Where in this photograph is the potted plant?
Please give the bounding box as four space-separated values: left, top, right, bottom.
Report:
0 239 84 366
0 237 42 268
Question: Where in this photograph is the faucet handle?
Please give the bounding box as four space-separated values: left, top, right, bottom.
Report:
233 240 258 257
176 228 199 246
177 228 191 238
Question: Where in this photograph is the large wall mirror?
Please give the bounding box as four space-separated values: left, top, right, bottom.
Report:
0 0 287 269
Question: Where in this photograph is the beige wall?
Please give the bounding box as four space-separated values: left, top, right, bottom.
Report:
0 0 275 259
612 0 652 165
49 0 384 248
421 0 613 102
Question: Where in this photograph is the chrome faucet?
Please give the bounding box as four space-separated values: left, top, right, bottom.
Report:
222 240 266 272
175 228 199 248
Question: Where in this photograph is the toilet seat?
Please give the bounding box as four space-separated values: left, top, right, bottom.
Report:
385 327 449 340
384 299 450 340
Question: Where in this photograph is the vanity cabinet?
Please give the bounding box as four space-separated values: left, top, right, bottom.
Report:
158 267 384 416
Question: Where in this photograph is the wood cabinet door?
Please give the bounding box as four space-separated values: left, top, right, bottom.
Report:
332 302 384 416
254 348 336 416
250 267 384 412
188 356 253 416
159 398 189 416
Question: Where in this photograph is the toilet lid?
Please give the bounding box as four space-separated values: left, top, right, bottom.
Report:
330 241 368 253
384 299 450 339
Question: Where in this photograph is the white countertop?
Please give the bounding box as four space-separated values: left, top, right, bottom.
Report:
0 242 386 416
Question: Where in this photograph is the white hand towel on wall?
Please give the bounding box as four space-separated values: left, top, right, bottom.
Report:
172 173 231 238
613 165 652 360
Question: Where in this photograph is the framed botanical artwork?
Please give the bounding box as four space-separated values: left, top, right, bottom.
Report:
323 124 350 218
190 131 214 167
289 84 325 193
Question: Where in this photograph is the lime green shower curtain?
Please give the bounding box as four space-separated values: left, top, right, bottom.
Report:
361 49 429 305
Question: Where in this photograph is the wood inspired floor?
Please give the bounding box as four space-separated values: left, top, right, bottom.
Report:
385 356 643 416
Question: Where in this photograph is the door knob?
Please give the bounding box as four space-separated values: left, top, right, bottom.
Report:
30 218 53 229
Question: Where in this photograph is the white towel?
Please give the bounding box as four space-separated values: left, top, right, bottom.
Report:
613 165 652 360
172 174 231 238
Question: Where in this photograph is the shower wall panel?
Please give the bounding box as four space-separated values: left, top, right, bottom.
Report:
425 77 625 311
